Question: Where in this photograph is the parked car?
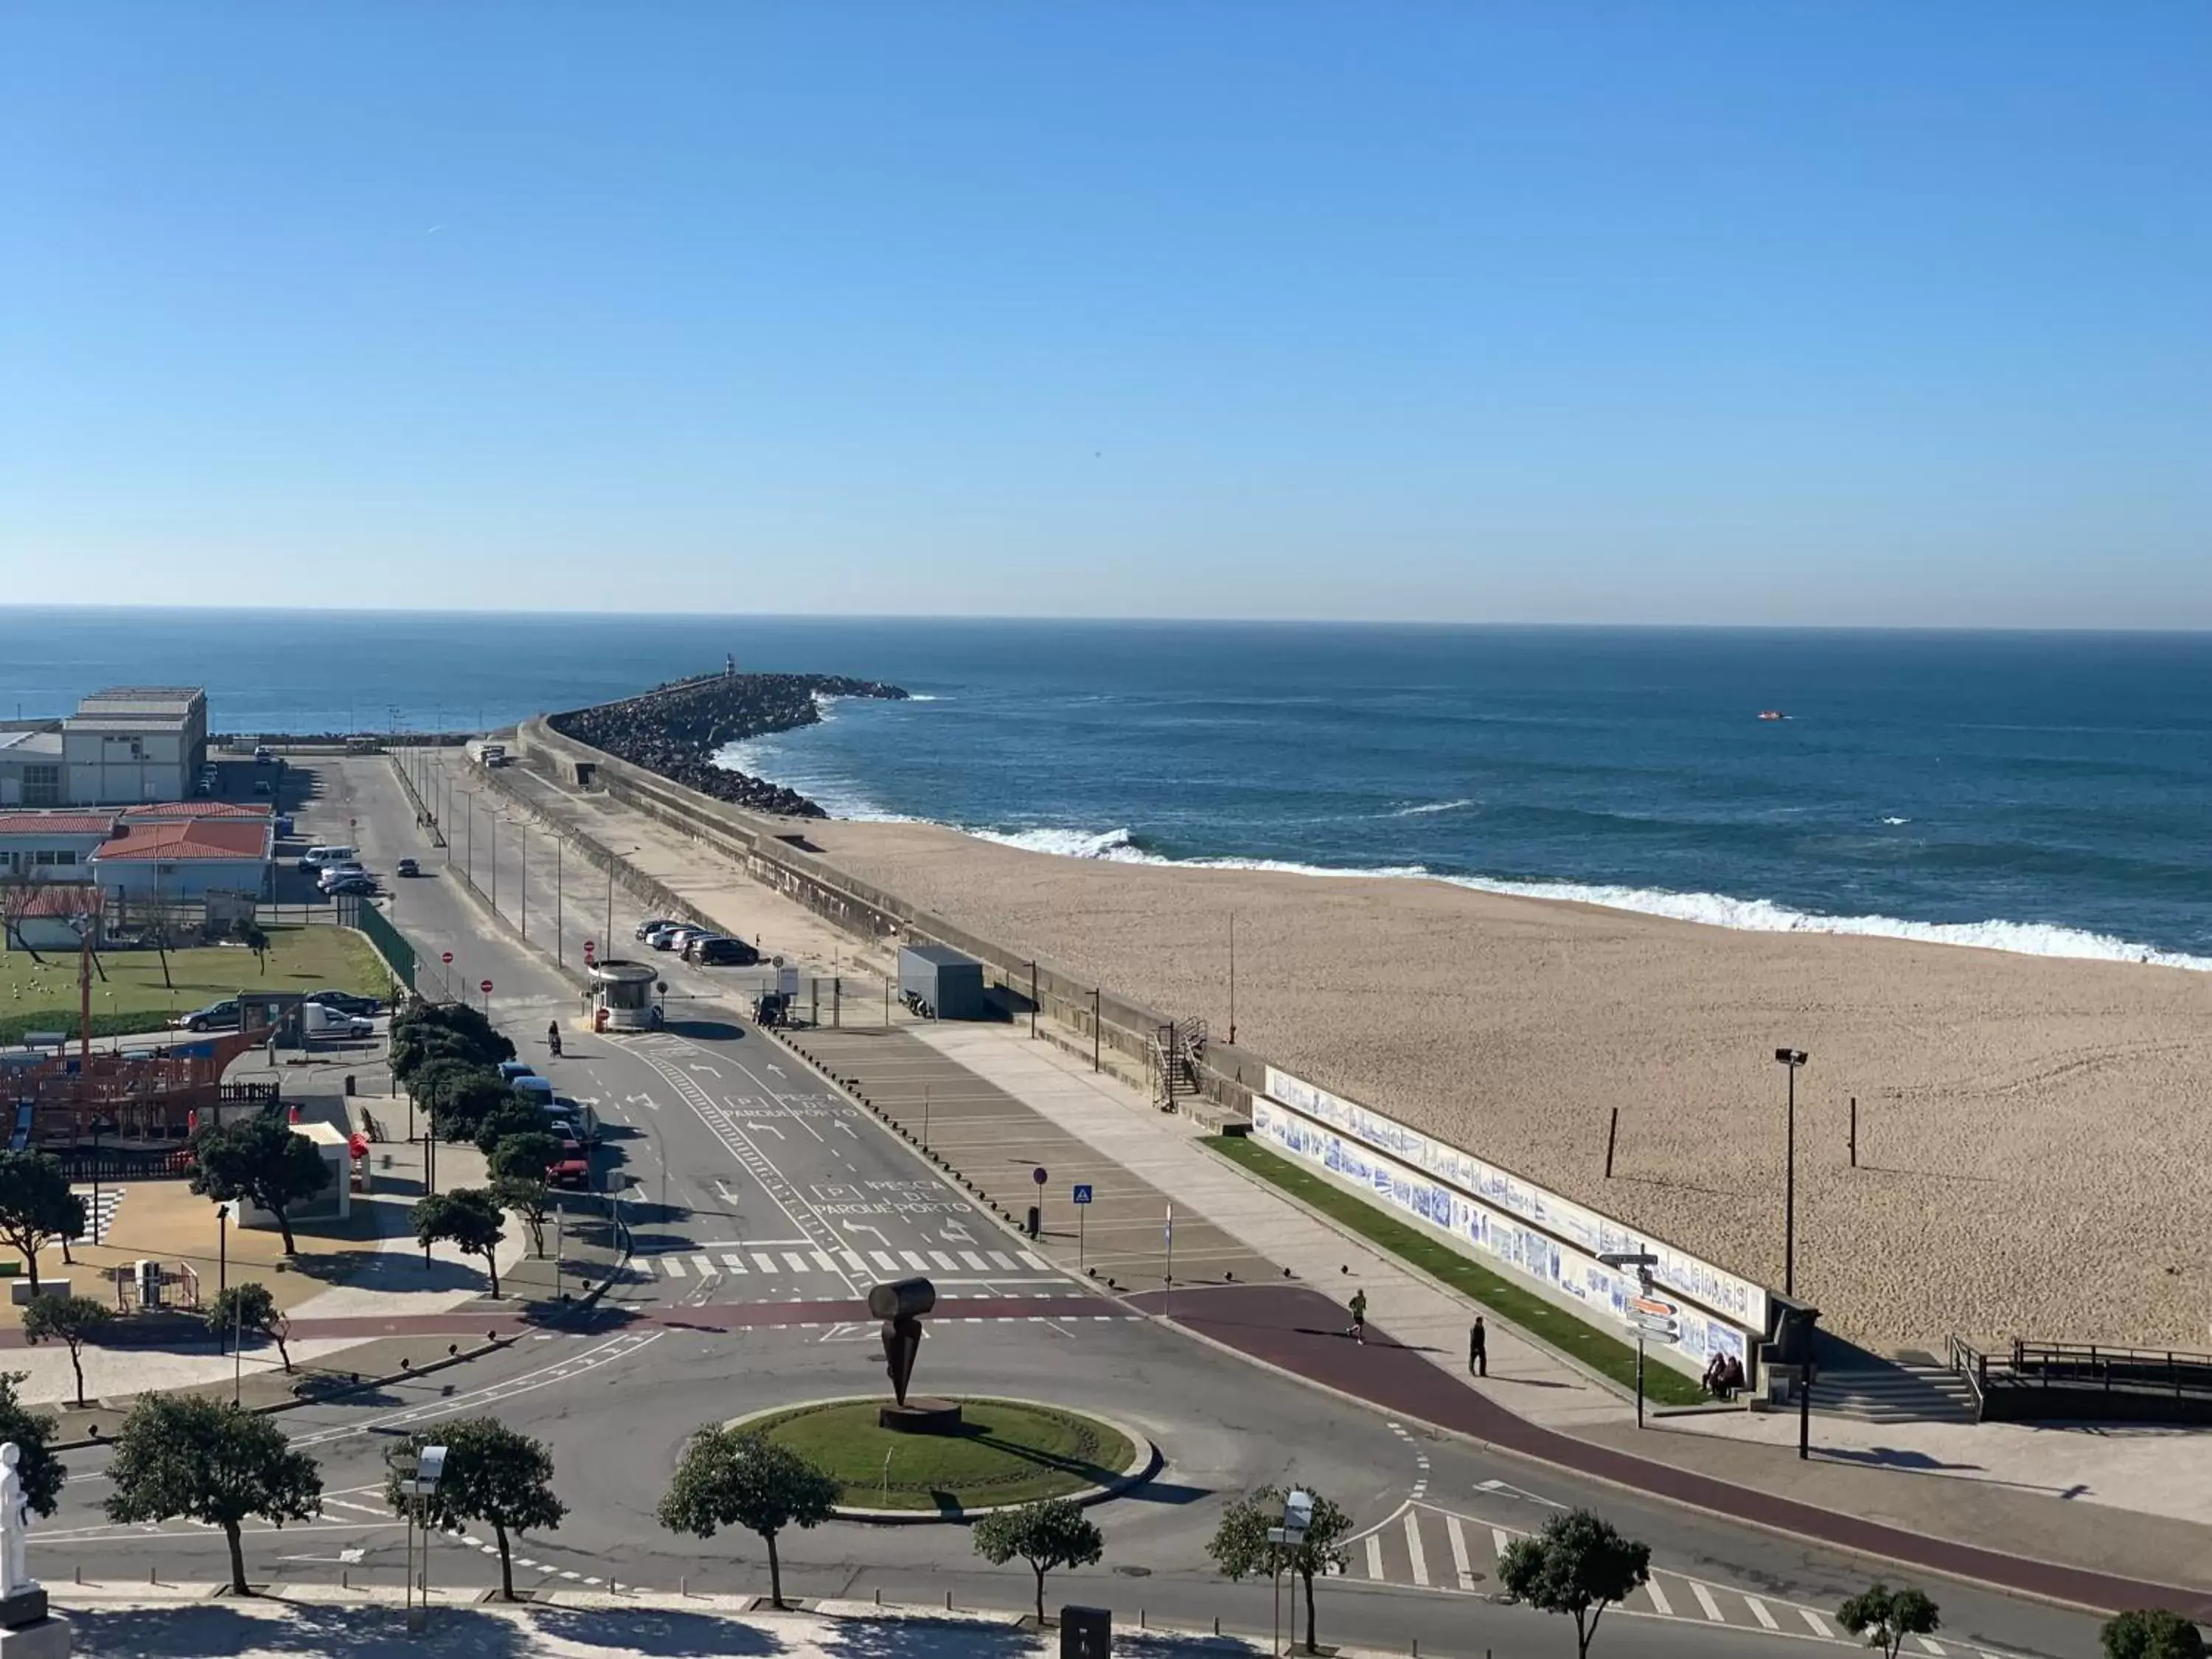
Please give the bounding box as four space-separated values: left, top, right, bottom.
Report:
317 860 366 884
324 874 378 897
306 990 382 1018
695 937 759 967
173 999 240 1033
635 918 681 941
497 1060 536 1082
395 858 420 877
646 927 682 951
272 814 294 837
300 845 360 872
547 1141 591 1189
253 745 274 764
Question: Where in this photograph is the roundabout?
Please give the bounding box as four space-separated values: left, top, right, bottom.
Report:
734 1395 1153 1517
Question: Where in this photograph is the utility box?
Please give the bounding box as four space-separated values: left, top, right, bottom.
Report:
1060 1605 1111 1658
897 945 987 1021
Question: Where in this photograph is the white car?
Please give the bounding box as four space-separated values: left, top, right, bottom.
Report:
646 925 685 950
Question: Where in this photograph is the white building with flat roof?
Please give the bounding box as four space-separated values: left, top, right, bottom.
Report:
61 686 208 805
0 728 66 808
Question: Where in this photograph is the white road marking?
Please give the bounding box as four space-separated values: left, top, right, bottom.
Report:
1916 1641 1947 1657
752 1253 778 1273
1445 1514 1474 1591
1745 1596 1779 1630
839 1250 867 1272
691 1255 716 1277
721 1254 749 1273
959 1250 989 1270
900 1251 928 1271
1691 1582 1725 1623
928 1251 959 1271
1364 1535 1385 1580
782 1251 810 1273
810 1250 836 1272
661 1256 687 1278
1018 1251 1049 1270
1645 1579 1674 1617
1801 1609 1833 1638
987 1251 1017 1270
1402 1511 1429 1587
1491 1528 1512 1560
870 1251 899 1272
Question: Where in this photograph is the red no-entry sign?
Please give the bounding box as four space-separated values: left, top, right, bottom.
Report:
441 951 453 965
480 979 494 995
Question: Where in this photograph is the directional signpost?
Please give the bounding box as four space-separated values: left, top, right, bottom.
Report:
1601 1251 1673 1429
1072 1182 1093 1271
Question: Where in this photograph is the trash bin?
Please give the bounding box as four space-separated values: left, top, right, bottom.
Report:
1060 1607 1110 1658
1026 1206 1041 1239
344 1074 356 1097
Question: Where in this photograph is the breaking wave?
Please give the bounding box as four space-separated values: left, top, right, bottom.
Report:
1391 798 1474 817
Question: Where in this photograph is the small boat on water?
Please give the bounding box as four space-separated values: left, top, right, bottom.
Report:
1756 709 1788 721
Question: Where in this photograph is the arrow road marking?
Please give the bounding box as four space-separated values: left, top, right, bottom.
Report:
1475 1478 1563 1509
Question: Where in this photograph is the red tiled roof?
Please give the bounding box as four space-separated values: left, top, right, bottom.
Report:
0 814 117 837
92 820 270 863
119 801 274 821
2 884 100 919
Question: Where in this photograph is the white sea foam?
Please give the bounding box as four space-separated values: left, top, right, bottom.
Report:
951 818 2212 972
1882 816 1911 825
1391 798 1474 817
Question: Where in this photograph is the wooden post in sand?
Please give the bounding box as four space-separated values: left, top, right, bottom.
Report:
1604 1107 1619 1179
1848 1096 1857 1168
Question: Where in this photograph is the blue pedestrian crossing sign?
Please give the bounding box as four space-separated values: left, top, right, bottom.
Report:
1071 1183 1093 1205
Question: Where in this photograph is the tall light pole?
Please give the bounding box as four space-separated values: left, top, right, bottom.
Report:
1228 911 1237 1046
1774 1048 1807 1298
554 838 563 967
490 812 499 915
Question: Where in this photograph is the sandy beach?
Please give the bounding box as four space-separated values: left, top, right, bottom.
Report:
799 818 2212 1353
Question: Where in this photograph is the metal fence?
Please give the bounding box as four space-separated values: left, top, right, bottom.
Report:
341 894 417 991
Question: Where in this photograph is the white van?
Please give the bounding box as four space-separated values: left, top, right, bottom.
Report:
299 845 360 872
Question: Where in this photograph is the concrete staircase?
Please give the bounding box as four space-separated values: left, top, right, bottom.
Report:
1812 1352 1981 1425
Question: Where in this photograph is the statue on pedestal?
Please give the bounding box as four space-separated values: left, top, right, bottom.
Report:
868 1278 961 1433
0 1444 38 1604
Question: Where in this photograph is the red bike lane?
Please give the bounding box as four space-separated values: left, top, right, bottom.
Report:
1131 1282 2212 1621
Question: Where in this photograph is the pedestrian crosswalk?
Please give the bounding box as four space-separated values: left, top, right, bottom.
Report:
632 1244 1057 1286
1342 1502 2016 1656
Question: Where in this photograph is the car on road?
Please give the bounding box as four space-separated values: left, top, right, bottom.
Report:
646 927 684 951
635 918 681 941
305 990 382 1018
301 1003 375 1040
173 999 241 1033
395 857 420 877
323 874 378 897
300 846 361 872
253 745 274 764
318 866 369 891
498 1060 535 1082
694 937 760 966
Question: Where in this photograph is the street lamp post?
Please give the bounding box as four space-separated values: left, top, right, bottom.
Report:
216 1202 229 1299
1773 1048 1807 1298
554 839 563 967
490 813 498 914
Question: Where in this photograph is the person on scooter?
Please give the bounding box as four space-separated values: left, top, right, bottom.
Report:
546 1020 563 1057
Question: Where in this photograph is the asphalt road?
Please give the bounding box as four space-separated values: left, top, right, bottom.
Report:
23 753 2109 1659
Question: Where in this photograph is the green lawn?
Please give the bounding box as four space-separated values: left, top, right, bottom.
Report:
1206 1135 1706 1407
751 1398 1136 1512
0 925 392 1044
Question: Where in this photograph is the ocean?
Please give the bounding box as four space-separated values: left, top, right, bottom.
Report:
5 608 2208 968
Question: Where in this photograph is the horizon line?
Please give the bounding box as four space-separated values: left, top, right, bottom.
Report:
0 602 2208 639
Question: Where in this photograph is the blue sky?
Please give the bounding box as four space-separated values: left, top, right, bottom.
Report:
3 3 2207 625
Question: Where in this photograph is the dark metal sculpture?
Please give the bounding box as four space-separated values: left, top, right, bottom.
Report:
869 1277 936 1408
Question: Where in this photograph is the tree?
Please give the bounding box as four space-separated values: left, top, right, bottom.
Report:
1499 1509 1652 1659
656 1427 838 1609
1837 1583 1942 1659
390 1004 513 1082
21 1294 113 1408
0 1372 63 1517
207 1283 293 1372
973 1498 1105 1621
1208 1484 1353 1654
474 1101 549 1161
426 1068 516 1144
383 1419 565 1600
240 923 268 973
102 1394 321 1595
490 1174 554 1258
0 1152 87 1293
189 1116 331 1256
413 1188 506 1296
2104 1610 2208 1659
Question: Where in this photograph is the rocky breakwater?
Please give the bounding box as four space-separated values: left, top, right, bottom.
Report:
549 672 908 818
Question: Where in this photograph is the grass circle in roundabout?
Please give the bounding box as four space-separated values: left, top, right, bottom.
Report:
739 1397 1141 1516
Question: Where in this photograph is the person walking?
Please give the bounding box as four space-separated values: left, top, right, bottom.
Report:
1346 1288 1368 1344
1470 1316 1488 1377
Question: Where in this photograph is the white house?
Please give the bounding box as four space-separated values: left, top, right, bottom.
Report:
90 815 272 900
0 812 117 881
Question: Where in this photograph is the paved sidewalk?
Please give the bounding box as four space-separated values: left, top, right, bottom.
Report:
910 1024 1627 1434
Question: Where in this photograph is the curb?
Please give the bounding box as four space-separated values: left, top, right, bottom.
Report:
725 1394 1160 1524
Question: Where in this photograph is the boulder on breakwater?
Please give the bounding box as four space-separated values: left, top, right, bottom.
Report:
549 670 908 818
